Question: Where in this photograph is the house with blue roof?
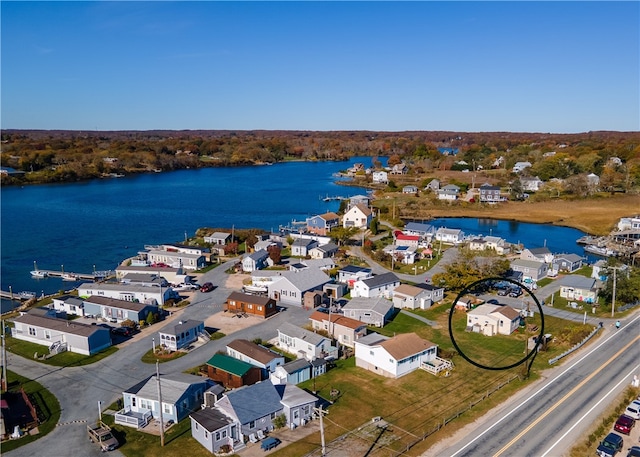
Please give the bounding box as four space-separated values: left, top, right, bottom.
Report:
438 147 459 155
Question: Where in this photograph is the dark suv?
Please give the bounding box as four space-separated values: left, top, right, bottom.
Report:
597 432 624 457
200 282 214 292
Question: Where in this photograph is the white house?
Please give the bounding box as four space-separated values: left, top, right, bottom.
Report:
264 269 332 307
276 322 337 361
354 332 438 379
204 232 232 245
510 259 549 281
343 204 373 229
435 228 465 244
351 272 400 298
290 238 319 257
558 275 598 303
466 304 521 336
242 250 269 272
520 247 554 264
372 171 388 184
78 282 175 306
402 185 418 194
437 184 460 201
392 284 444 310
337 265 373 287
512 161 532 173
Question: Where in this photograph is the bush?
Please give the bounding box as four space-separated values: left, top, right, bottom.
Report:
272 413 287 429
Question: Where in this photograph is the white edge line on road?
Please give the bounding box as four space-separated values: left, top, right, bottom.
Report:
540 363 640 457
449 313 640 457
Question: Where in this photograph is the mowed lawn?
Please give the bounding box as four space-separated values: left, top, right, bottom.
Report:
277 305 596 456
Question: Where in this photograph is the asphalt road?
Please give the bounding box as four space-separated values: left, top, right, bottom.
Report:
5 258 314 457
425 312 640 457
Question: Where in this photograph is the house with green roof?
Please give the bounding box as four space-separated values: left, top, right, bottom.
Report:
206 353 263 389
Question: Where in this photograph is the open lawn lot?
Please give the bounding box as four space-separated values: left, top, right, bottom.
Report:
274 304 596 457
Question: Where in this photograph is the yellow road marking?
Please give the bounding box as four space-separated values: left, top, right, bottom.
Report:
492 334 640 457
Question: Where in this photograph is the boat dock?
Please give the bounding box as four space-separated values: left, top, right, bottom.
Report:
0 290 36 301
29 269 114 280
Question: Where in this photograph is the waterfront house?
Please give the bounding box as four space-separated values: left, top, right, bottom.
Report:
342 204 373 229
306 212 340 236
254 237 280 253
291 238 319 257
118 373 212 427
392 284 443 310
120 273 168 288
190 407 239 454
483 236 511 255
277 322 337 361
558 275 598 303
158 319 205 352
402 185 418 194
309 242 339 259
78 282 176 306
270 359 313 385
435 228 465 244
351 272 400 299
520 247 554 264
348 194 371 208
510 259 549 281
308 311 368 348
403 222 436 241
11 311 111 356
424 179 440 191
146 249 206 271
203 232 232 245
224 292 278 318
226 339 285 376
82 295 159 323
552 254 585 273
372 170 388 184
479 183 502 203
242 249 269 272
437 184 460 201
466 304 521 336
354 332 438 379
390 163 408 174
337 265 373 288
206 353 263 389
341 296 394 327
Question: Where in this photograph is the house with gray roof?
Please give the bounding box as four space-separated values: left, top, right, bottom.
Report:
190 407 239 454
435 227 465 244
559 275 598 303
11 311 111 356
309 242 339 259
393 284 443 310
158 319 205 351
552 253 585 273
82 295 160 323
226 339 285 376
115 264 188 286
341 296 395 327
118 373 212 426
510 259 549 281
337 265 373 287
437 184 460 201
276 322 337 361
291 238 319 257
403 222 436 240
147 249 206 270
203 232 232 245
50 294 86 316
520 247 554 264
267 269 332 307
213 380 317 439
242 249 269 272
351 272 400 299
120 273 168 287
78 282 176 306
270 358 312 385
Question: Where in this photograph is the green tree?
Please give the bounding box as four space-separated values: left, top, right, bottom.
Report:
369 217 379 235
272 414 287 429
330 226 359 246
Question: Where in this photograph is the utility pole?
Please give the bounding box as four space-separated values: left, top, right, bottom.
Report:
156 361 165 447
1 319 7 391
314 405 328 456
611 266 618 318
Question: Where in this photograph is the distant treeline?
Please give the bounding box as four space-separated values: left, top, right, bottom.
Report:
1 129 639 186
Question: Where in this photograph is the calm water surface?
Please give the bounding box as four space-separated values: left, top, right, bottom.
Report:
1 159 590 312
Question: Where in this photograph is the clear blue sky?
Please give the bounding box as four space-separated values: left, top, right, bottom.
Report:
2 1 638 133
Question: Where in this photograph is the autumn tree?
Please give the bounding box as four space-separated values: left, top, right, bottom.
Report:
267 244 282 264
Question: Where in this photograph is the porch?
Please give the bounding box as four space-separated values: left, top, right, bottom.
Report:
420 357 454 376
114 407 153 429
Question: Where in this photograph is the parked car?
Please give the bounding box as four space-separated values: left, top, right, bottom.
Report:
487 299 500 305
596 432 624 457
624 400 640 420
111 327 132 337
200 282 214 292
497 289 508 296
508 288 523 298
627 446 640 457
614 414 635 435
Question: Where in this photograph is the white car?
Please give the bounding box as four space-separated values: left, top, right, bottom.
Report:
625 400 640 420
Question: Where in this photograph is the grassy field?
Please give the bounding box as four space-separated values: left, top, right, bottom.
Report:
372 192 639 235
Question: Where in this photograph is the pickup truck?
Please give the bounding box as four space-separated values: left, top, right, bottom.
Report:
87 421 119 452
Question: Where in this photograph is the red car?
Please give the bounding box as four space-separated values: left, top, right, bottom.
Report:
614 414 635 435
200 282 214 293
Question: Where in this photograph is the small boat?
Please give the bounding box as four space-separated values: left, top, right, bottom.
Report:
30 261 48 278
62 273 80 281
18 291 36 299
584 245 613 257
